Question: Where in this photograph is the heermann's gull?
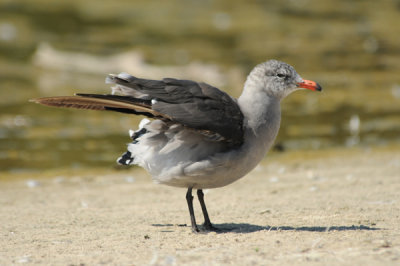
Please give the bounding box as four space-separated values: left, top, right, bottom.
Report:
32 59 322 233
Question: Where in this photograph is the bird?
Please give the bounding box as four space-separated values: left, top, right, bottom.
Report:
31 59 322 233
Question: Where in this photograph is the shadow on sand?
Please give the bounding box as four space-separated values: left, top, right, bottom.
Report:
152 223 380 233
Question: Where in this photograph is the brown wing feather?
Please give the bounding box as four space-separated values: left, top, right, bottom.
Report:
30 96 168 118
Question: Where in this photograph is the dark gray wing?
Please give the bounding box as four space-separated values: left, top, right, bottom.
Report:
108 74 244 146
32 74 244 146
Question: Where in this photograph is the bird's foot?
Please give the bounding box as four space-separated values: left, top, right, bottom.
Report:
191 226 203 234
199 222 222 233
189 223 221 234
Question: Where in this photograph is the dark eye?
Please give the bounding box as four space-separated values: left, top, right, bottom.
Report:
276 73 286 78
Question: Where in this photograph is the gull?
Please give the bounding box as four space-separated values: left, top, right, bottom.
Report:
32 59 322 233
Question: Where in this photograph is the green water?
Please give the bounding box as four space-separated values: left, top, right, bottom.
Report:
1 0 399 173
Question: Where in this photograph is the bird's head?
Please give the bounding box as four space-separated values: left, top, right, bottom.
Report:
246 59 322 99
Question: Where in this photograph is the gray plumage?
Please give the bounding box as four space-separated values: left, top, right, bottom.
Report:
32 59 321 232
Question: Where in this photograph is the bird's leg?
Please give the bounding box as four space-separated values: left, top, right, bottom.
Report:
197 189 219 231
186 187 199 233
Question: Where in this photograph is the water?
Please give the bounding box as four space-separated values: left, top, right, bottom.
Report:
1 0 399 172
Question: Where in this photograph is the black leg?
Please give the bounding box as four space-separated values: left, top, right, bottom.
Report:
197 189 218 231
186 187 199 233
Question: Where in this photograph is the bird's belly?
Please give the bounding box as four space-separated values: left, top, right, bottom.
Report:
150 143 267 189
130 118 280 189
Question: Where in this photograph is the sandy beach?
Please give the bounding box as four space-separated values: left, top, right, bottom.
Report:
1 146 399 265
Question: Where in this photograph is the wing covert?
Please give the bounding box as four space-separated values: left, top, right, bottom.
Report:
109 74 244 146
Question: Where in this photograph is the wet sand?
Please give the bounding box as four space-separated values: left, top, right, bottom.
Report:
1 146 399 265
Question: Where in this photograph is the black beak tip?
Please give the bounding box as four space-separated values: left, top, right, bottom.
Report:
316 83 322 91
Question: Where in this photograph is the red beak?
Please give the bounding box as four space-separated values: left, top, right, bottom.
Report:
297 80 322 91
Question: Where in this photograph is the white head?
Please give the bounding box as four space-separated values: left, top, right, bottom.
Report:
244 59 322 99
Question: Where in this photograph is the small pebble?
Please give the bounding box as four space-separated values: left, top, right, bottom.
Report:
26 180 40 188
125 176 135 183
81 201 88 208
269 176 279 183
17 255 30 263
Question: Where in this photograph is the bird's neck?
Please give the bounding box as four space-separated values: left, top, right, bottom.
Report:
238 83 281 152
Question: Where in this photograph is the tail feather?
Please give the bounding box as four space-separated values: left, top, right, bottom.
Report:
30 94 168 118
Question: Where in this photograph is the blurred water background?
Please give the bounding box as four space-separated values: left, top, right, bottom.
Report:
0 0 399 173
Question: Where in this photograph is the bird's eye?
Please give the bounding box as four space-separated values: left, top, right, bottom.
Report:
276 73 286 78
